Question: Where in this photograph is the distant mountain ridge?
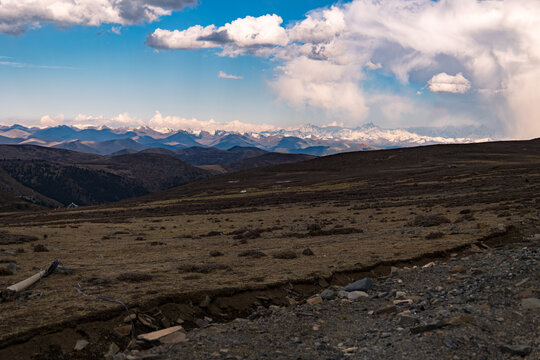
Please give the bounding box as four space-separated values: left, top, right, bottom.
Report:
0 123 493 157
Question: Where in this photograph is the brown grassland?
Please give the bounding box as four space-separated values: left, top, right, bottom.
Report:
0 139 538 359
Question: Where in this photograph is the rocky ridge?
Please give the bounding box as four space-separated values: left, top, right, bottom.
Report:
103 234 539 360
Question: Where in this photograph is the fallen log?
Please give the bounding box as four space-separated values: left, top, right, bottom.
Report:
2 259 60 300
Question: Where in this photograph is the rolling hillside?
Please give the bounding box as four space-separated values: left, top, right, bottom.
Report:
0 144 315 208
142 138 540 205
0 145 212 207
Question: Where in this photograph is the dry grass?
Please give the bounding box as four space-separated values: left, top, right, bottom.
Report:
0 141 537 353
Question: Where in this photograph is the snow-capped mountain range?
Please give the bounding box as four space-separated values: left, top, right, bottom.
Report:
0 123 494 156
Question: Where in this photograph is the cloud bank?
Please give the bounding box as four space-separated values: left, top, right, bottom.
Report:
38 111 277 134
0 0 196 34
148 0 540 138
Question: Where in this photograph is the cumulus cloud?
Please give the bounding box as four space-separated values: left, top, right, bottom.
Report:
147 14 289 54
218 71 242 80
428 72 471 94
147 0 540 138
40 114 64 127
0 0 196 34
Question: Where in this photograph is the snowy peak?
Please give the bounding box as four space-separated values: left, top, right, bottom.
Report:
0 123 494 156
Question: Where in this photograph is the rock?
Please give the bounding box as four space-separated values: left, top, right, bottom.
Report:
443 338 458 349
74 339 89 351
347 291 369 300
515 277 530 286
33 244 49 252
137 313 158 330
410 322 445 334
375 305 397 315
318 277 329 287
393 299 413 305
160 331 188 344
195 318 209 328
342 347 358 353
302 248 315 256
395 291 406 298
200 295 211 308
104 343 120 359
517 288 533 297
138 326 184 342
123 314 137 323
500 344 532 356
398 314 419 327
410 316 473 334
114 325 132 337
521 297 540 309
209 250 224 257
344 278 372 292
451 265 466 273
307 296 323 305
0 267 13 276
337 290 349 298
320 289 335 300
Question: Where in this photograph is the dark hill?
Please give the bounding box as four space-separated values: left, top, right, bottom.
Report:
53 138 147 155
0 145 212 206
143 139 540 204
220 152 315 173
0 187 45 212
174 146 267 166
211 134 260 150
86 153 211 193
0 160 147 206
0 144 103 163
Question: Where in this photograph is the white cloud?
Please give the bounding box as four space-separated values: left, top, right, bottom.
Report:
147 14 288 54
0 60 75 70
0 0 196 34
148 111 276 133
36 112 276 133
365 61 382 70
40 114 64 127
37 112 145 129
147 0 540 138
147 25 219 50
271 56 368 120
218 71 242 80
428 72 471 94
111 26 121 35
288 6 345 44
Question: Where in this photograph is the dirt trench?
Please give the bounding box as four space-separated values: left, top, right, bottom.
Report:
0 225 524 360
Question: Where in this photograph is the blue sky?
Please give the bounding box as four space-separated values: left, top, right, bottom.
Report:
1 0 539 138
0 1 341 128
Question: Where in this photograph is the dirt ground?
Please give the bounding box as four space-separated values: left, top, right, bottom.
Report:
0 141 538 359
